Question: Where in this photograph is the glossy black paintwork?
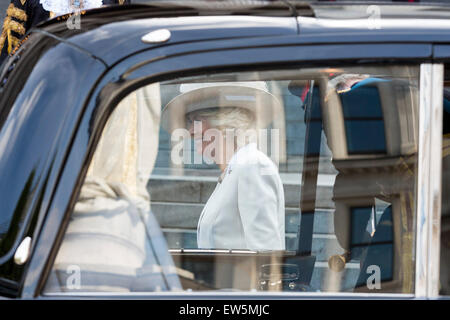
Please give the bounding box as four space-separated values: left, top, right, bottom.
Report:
0 41 105 296
17 2 450 68
39 15 299 66
0 1 447 299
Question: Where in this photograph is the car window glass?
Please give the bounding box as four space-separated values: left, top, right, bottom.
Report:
43 65 419 294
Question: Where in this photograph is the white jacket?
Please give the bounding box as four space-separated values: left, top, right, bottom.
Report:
197 143 285 251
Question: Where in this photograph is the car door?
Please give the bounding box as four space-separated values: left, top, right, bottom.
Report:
0 32 107 298
13 24 442 298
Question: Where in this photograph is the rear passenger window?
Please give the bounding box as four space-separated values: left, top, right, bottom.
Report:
44 65 420 295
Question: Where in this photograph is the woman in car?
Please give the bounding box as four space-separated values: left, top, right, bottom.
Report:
161 82 286 251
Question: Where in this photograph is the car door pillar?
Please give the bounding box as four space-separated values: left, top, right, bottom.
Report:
416 63 444 298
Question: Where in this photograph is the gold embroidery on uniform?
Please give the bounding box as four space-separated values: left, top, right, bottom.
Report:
6 4 28 22
7 33 20 54
49 11 56 19
0 33 6 53
4 17 26 36
7 29 13 54
0 19 6 52
1 4 28 53
20 0 27 5
0 15 25 54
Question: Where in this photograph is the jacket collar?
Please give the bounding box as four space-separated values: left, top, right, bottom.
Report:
218 143 257 183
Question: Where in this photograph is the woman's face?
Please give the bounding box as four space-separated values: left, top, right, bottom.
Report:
185 109 242 169
186 114 213 157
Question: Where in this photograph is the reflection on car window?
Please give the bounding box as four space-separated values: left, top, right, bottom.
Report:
160 81 285 251
44 85 182 293
44 66 420 294
339 77 387 154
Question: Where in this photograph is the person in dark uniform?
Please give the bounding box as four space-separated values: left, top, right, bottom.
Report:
0 0 130 65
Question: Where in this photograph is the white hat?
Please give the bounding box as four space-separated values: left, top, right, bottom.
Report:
160 81 281 132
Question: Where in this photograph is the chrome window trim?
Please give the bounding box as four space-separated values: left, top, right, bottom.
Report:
40 291 416 299
416 63 444 298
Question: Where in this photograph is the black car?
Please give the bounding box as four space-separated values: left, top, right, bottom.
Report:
0 1 449 299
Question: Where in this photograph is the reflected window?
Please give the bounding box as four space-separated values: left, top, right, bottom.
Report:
339 77 387 154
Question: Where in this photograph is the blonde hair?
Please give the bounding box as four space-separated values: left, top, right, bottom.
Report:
187 107 257 148
187 107 255 132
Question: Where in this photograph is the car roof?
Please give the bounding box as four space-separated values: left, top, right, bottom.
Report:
25 1 450 66
310 1 450 19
